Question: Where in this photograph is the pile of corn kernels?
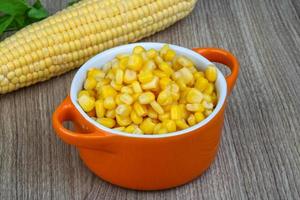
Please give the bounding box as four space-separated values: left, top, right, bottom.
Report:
77 45 218 134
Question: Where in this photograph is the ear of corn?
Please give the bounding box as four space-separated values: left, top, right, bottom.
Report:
0 0 197 94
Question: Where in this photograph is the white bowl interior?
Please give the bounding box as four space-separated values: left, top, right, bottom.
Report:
70 43 227 138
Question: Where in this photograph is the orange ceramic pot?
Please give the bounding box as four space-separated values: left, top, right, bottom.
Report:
52 43 239 190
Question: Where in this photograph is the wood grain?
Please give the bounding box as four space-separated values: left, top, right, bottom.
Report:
0 0 299 199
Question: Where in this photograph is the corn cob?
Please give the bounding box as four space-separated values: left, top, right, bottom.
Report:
0 0 197 94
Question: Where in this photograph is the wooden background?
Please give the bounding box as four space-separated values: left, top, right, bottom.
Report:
0 0 299 199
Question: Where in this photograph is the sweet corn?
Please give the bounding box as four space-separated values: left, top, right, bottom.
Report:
176 119 189 130
187 114 196 126
125 125 136 133
193 71 204 79
116 104 131 116
204 83 214 95
150 101 164 115
147 107 158 119
205 110 213 116
95 99 105 118
133 102 147 117
158 62 173 76
146 49 158 59
97 118 115 128
130 110 143 124
139 92 155 104
179 104 189 119
195 77 209 92
119 93 134 105
124 69 137 84
140 118 156 134
88 69 105 81
164 49 176 61
205 65 217 82
110 80 122 91
101 85 117 98
163 120 176 132
132 81 142 93
78 95 95 112
157 90 172 106
186 103 205 112
142 76 159 90
170 105 181 120
78 90 90 98
120 86 133 94
143 60 157 71
106 110 116 119
160 44 170 57
138 70 153 83
153 69 169 78
84 77 97 90
116 115 131 127
103 96 116 110
115 94 123 105
133 46 146 54
178 67 194 85
202 101 214 109
154 56 164 65
159 77 172 90
128 54 143 71
195 112 205 123
153 123 162 134
177 56 194 68
115 69 124 85
119 57 129 70
113 127 125 131
186 88 203 103
158 127 168 134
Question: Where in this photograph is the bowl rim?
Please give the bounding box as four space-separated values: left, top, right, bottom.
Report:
70 42 227 138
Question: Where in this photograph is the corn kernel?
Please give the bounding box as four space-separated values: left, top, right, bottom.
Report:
133 102 147 116
204 83 214 95
153 123 162 134
170 105 181 120
132 93 140 101
115 94 123 105
115 68 124 85
211 92 218 105
139 92 155 104
177 56 194 68
205 65 217 82
124 69 137 84
110 80 122 91
106 70 115 80
101 85 117 98
103 96 116 110
142 76 159 90
202 101 214 109
106 110 116 118
160 44 169 57
150 100 164 114
163 104 172 112
132 81 142 93
119 57 129 70
125 125 136 133
178 67 194 85
158 127 167 134
195 112 205 123
159 77 172 90
157 90 172 106
158 112 170 121
186 88 203 103
130 110 143 124
78 90 90 98
116 104 131 116
163 49 176 61
97 118 116 128
120 86 133 94
84 77 97 90
113 127 125 131
88 68 105 81
153 69 168 78
95 99 105 118
96 78 110 88
78 95 95 112
176 119 189 130
176 79 187 91
162 120 176 132
154 55 164 65
158 62 173 76
116 54 129 60
116 115 131 126
205 110 213 116
186 103 205 112
179 104 189 119
148 107 158 119
128 54 143 71
146 48 158 59
193 71 204 79
187 114 196 126
119 93 134 105
143 60 156 71
133 126 143 134
138 70 153 83
195 77 209 92
203 94 212 102
133 46 146 54
140 118 156 134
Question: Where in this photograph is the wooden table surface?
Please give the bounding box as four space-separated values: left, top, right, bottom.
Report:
1 0 299 199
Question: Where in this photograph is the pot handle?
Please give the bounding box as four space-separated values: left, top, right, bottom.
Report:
52 96 112 148
193 48 239 95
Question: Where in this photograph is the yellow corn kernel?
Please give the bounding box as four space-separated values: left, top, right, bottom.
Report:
204 83 214 95
205 65 217 82
163 49 176 61
138 92 155 104
143 60 157 71
187 66 197 73
97 118 116 128
158 62 173 76
142 76 159 90
160 44 169 57
177 56 194 68
113 127 125 131
163 104 172 112
140 52 148 62
146 48 158 59
133 102 147 117
154 55 164 65
119 57 129 70
78 90 90 98
158 112 170 121
193 71 204 79
103 96 116 110
119 93 134 105
78 95 95 112
140 118 156 134
178 104 189 119
153 69 168 78
138 70 153 83
101 85 117 98
132 93 140 101
176 119 189 130
124 69 137 84
95 99 105 118
84 77 97 90
211 92 218 105
106 110 116 119
195 112 205 123
187 114 196 126
124 125 136 133
157 90 172 106
172 56 182 70
96 78 110 88
115 94 123 105
116 54 129 60
116 104 131 116
153 123 162 134
115 68 124 85
159 77 172 90
110 80 122 91
178 67 194 85
203 94 212 102
148 107 158 119
186 88 203 103
186 103 205 112
150 100 164 115
127 54 143 71
130 110 143 124
202 101 214 109
162 119 176 132
170 105 181 120
120 86 133 94
195 76 209 92
87 68 105 81
106 70 115 80
176 79 187 91
116 115 131 127
158 127 167 134
132 81 142 93
205 110 213 116
133 46 146 54
179 88 190 103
